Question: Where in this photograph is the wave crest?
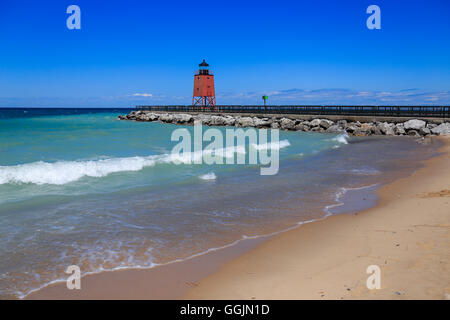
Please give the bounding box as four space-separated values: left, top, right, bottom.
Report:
0 146 248 186
251 139 290 151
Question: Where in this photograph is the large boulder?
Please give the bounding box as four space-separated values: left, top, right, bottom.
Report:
326 125 344 133
223 116 236 126
280 118 295 130
407 130 420 137
271 122 280 129
318 119 334 129
431 122 450 135
427 123 438 130
394 123 406 135
237 117 255 127
148 112 160 121
336 120 347 128
172 113 192 123
345 123 360 134
404 119 426 131
378 122 395 135
301 121 311 127
310 126 325 132
253 117 272 128
420 127 431 136
309 119 321 127
159 113 173 122
360 123 375 134
195 114 212 125
294 123 309 131
209 115 226 126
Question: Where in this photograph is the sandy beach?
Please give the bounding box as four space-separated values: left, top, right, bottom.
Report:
26 136 449 300
184 136 450 300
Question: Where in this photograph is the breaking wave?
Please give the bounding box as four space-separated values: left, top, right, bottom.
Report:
0 146 246 186
331 133 349 145
199 172 217 180
251 139 290 150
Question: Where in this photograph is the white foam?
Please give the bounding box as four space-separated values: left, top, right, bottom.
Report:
0 156 159 185
331 133 349 145
323 184 379 215
0 145 248 186
251 139 290 151
199 172 217 180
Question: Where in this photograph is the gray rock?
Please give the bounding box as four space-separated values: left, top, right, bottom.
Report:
253 117 272 128
223 116 236 126
407 130 420 137
310 126 324 132
171 113 192 123
345 124 360 134
404 119 426 131
301 121 311 127
336 120 347 128
360 123 374 134
431 122 450 135
209 115 226 126
294 123 309 131
378 122 395 135
427 123 438 130
309 119 321 127
326 125 344 133
418 127 430 136
280 118 295 130
237 117 254 127
319 119 334 129
271 122 280 129
148 112 160 121
195 114 213 125
159 113 173 122
394 123 406 135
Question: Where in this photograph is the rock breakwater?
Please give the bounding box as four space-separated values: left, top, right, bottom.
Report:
119 111 450 137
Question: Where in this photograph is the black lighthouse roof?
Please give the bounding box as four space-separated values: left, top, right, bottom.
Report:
199 59 209 67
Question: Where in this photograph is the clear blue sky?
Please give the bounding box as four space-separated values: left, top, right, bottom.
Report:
0 0 449 106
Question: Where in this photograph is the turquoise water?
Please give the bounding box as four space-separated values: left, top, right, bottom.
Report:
0 109 439 298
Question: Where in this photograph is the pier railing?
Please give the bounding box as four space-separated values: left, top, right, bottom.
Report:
136 105 450 118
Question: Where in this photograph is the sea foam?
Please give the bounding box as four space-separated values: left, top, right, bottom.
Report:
331 133 349 145
0 146 247 186
251 139 290 150
199 172 217 180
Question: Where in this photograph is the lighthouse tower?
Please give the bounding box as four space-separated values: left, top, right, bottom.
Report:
192 59 216 108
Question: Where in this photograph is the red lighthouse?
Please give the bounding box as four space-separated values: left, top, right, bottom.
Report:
192 59 216 108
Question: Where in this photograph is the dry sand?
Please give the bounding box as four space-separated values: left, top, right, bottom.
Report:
27 137 450 300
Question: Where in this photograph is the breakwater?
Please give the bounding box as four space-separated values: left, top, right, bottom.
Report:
119 111 450 137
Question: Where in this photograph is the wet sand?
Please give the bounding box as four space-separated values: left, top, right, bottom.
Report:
26 137 449 300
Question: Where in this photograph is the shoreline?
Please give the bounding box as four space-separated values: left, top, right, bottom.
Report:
24 137 448 299
24 138 448 299
23 183 377 300
183 136 450 300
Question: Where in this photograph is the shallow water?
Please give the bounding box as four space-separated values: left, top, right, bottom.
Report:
0 108 440 298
